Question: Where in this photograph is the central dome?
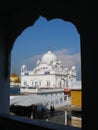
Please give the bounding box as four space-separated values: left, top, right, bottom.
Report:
42 50 57 64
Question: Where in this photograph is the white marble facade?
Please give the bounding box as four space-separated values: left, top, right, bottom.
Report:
20 49 76 90
13 49 78 109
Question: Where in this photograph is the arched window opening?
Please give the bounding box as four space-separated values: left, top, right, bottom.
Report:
10 16 81 127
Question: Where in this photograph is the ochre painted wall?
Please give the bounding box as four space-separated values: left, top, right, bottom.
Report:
71 90 82 107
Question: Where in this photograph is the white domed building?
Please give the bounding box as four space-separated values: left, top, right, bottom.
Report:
21 49 76 90
20 49 77 109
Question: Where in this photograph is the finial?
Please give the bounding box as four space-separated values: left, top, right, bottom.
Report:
48 44 51 51
14 68 16 73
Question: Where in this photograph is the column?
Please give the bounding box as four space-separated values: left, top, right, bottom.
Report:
0 30 11 113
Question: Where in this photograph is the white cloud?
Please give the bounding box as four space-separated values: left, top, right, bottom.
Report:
54 49 81 80
54 49 80 68
22 54 42 69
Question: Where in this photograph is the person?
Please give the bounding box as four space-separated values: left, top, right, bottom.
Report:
46 116 49 122
31 111 34 119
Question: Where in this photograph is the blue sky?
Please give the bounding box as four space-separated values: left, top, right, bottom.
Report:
11 16 81 80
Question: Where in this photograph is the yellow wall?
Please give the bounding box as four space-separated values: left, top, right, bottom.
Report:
71 90 82 107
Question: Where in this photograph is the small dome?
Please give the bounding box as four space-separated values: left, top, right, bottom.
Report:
72 66 76 70
21 64 27 72
36 60 40 65
64 68 68 71
10 72 20 83
42 50 57 64
58 61 62 64
21 64 26 69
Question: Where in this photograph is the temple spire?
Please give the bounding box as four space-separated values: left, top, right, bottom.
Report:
48 44 51 51
14 68 16 74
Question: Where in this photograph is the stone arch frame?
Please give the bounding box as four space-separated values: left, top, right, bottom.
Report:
0 2 97 129
0 1 85 111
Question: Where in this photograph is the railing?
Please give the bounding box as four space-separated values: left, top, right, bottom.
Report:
0 113 81 130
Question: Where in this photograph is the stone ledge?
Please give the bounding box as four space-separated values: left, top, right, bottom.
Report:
0 113 81 130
